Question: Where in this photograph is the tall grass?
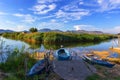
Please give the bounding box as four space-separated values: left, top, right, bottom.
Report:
2 32 114 44
0 39 37 80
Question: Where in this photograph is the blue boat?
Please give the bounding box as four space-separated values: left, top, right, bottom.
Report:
27 59 46 76
82 55 115 68
56 48 70 60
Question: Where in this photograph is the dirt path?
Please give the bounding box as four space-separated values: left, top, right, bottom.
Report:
53 57 96 80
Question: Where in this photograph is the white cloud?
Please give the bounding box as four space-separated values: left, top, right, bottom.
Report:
74 25 81 30
37 0 58 3
73 24 120 33
55 10 89 20
57 0 90 21
0 12 7 15
38 21 64 30
0 25 29 32
23 15 36 23
13 13 36 23
110 0 120 5
15 25 29 31
6 21 15 25
50 19 56 23
104 26 120 33
32 3 56 14
96 0 120 12
73 24 102 31
13 13 24 17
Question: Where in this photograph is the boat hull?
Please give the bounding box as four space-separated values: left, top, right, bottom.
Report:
56 48 70 60
27 59 45 77
82 55 115 68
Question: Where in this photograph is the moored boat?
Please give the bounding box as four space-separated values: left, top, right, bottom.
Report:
27 59 46 76
82 55 115 68
56 48 70 60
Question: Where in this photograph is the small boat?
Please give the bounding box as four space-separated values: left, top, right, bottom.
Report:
82 55 115 68
56 48 70 60
27 59 46 76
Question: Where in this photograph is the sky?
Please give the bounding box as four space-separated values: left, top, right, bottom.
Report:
0 0 120 33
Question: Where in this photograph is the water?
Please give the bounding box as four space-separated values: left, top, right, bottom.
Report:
0 36 119 62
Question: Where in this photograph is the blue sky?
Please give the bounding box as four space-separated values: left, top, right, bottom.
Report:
0 0 120 33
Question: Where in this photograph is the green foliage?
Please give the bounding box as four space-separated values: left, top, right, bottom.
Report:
2 32 114 44
29 27 38 33
4 75 20 80
0 53 36 79
0 45 37 80
86 74 101 80
115 77 120 80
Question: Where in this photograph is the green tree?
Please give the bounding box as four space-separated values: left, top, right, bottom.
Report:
29 27 38 33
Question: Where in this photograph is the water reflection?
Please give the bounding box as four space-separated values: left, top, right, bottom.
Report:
0 36 120 62
43 42 102 50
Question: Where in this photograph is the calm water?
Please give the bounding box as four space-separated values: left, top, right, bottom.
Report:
0 36 119 62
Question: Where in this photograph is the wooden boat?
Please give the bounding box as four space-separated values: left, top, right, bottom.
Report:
56 48 70 60
82 55 115 68
27 59 46 76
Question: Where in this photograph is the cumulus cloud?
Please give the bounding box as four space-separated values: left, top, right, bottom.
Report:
74 25 81 30
13 13 36 23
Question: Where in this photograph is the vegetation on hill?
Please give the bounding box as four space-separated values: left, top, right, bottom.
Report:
29 27 38 33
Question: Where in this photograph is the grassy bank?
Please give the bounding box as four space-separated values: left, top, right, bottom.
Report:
2 32 114 44
0 38 62 80
0 48 37 80
86 65 120 80
0 51 62 80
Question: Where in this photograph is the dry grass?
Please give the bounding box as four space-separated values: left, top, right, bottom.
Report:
92 51 110 59
30 52 54 60
92 50 120 64
109 47 120 53
107 58 120 64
